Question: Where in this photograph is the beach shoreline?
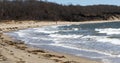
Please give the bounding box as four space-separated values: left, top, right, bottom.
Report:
0 20 120 63
0 20 120 32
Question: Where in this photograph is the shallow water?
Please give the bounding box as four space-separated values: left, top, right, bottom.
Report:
7 21 120 63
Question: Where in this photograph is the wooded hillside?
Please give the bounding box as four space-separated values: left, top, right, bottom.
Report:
0 0 120 21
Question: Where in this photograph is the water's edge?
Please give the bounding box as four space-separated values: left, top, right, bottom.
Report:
6 21 120 63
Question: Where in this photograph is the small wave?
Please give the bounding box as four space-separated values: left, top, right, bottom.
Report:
49 34 83 38
7 22 120 63
81 35 120 45
14 32 26 37
95 28 120 35
50 43 120 58
32 37 38 39
33 25 61 34
34 28 58 34
97 38 120 45
72 28 79 31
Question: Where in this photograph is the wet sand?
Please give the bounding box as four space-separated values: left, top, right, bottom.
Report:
0 20 119 63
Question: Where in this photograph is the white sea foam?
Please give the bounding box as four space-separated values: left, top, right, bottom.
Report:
50 25 59 28
12 30 120 58
49 34 83 38
50 34 120 57
95 28 120 35
15 32 26 37
81 35 120 45
72 28 79 31
28 42 46 45
33 25 60 34
97 38 120 45
8 25 120 63
32 37 39 39
34 28 58 34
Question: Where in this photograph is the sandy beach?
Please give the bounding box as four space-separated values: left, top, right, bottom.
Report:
0 20 120 63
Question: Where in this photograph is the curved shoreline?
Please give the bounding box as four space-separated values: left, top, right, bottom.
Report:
1 20 120 63
0 20 120 32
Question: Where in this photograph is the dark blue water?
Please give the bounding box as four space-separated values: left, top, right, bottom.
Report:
6 21 120 63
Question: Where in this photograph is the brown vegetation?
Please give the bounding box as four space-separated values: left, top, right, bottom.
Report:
0 0 120 21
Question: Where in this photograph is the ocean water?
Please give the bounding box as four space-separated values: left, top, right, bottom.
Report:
7 21 120 63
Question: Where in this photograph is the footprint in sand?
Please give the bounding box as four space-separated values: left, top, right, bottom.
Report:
0 55 7 61
61 61 79 63
16 61 25 63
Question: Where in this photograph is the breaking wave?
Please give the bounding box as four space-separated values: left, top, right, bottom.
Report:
7 21 120 63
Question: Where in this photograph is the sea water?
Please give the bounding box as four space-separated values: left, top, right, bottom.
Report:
7 21 120 63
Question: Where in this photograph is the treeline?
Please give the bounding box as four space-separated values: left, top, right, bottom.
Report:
0 0 120 21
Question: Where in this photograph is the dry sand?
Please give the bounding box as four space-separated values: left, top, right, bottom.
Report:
0 20 119 63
